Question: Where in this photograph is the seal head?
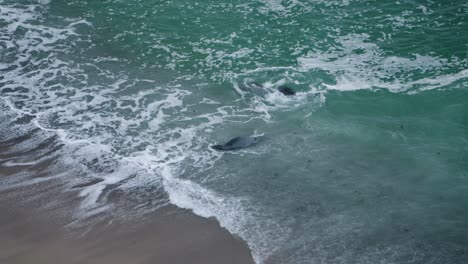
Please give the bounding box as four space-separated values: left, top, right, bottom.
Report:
278 85 296 96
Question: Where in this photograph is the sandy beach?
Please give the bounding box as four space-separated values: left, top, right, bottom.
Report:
0 205 254 264
0 140 254 264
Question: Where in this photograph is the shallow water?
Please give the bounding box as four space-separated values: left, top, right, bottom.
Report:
1 0 468 263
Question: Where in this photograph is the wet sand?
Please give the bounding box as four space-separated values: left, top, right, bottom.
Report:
0 139 254 264
0 204 254 264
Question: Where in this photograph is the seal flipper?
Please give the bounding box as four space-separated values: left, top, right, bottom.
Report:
211 144 225 151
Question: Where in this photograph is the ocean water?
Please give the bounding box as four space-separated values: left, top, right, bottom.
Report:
1 0 468 263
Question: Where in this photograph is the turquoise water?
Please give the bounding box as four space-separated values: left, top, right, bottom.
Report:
1 0 468 263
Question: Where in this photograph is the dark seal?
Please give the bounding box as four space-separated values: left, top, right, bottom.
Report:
278 85 296 96
211 136 259 151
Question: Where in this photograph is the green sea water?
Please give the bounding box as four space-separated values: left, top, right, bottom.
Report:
1 0 468 263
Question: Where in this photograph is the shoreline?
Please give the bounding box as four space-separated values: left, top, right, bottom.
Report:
0 142 255 264
0 204 255 264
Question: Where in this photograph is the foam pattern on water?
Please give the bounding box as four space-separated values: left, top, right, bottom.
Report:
0 3 292 262
1 1 467 264
297 33 468 92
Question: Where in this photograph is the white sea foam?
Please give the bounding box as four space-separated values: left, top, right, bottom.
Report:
2 3 465 264
0 4 284 260
298 33 467 93
323 75 374 91
259 0 312 16
161 164 290 264
2 159 43 167
407 69 468 93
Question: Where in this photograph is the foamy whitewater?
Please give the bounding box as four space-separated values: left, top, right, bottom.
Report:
1 1 467 263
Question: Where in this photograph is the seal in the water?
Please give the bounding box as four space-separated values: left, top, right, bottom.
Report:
211 136 259 151
278 85 296 96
